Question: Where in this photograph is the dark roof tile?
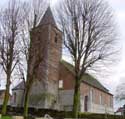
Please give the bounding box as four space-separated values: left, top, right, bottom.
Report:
61 60 112 95
12 81 25 90
39 7 56 26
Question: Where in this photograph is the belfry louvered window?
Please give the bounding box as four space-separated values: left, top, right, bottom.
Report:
55 33 58 43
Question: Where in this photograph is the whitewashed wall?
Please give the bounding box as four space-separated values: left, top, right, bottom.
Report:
59 89 114 114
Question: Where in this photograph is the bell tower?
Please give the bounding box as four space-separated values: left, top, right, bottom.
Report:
29 7 62 109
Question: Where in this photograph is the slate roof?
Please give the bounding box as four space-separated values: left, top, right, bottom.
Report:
61 60 112 95
39 7 56 26
116 107 124 113
0 89 5 95
12 81 25 90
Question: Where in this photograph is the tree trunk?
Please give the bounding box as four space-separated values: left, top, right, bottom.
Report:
1 75 11 116
23 84 30 119
23 75 33 119
72 78 80 118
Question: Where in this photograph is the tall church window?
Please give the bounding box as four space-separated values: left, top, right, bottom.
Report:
110 96 113 107
59 80 63 89
80 95 84 112
90 89 94 103
100 94 103 105
14 92 16 103
92 90 95 102
90 90 92 102
84 96 88 112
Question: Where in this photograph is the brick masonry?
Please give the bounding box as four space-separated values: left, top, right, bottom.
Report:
29 21 62 109
59 63 113 113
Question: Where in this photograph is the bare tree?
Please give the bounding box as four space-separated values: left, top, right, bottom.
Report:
57 0 117 117
0 0 24 116
20 0 48 118
18 0 48 76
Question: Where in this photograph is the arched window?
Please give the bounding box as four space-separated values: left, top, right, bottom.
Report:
84 95 88 112
55 34 58 43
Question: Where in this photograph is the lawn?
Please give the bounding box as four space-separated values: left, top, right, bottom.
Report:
0 116 12 119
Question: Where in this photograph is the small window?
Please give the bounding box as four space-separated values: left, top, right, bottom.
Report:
59 80 63 89
55 34 58 43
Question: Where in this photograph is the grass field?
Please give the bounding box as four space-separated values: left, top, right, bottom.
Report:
0 116 12 119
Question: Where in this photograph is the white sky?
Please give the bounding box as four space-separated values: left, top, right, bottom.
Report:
106 0 125 91
0 0 125 109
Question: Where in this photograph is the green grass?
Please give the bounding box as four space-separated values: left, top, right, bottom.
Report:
0 116 12 119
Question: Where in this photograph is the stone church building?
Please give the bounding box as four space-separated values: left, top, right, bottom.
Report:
10 7 114 114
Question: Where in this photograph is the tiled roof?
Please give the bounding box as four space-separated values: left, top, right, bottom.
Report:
39 7 56 26
116 107 124 113
0 89 5 95
61 60 111 95
12 81 25 90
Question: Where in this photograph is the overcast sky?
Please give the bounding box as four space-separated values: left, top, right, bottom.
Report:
0 0 125 109
104 0 125 92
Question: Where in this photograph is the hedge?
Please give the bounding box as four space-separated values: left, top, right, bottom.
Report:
78 112 123 119
0 106 124 119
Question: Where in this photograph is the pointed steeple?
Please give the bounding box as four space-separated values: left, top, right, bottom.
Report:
39 7 56 26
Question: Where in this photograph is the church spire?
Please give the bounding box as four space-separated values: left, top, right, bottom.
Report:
39 7 56 26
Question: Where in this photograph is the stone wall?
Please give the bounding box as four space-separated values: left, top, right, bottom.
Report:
11 23 62 110
59 89 114 114
46 25 62 109
11 90 24 107
90 103 114 114
59 90 74 111
80 83 113 109
29 24 51 109
29 23 62 110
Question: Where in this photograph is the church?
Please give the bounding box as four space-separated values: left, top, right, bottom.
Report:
10 7 114 114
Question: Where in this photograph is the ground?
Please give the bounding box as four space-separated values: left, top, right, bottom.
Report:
0 116 12 119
